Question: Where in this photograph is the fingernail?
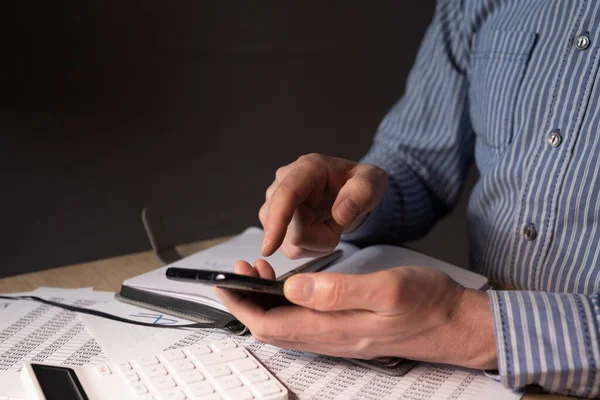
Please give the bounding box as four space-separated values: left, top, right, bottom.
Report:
261 238 270 256
285 276 314 302
336 199 360 225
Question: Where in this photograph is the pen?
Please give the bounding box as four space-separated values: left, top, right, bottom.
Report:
276 249 343 281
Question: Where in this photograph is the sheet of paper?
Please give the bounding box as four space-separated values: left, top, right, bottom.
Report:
0 288 113 398
79 299 193 359
122 328 521 400
328 245 489 289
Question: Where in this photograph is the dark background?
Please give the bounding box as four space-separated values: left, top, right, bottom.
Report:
0 1 476 278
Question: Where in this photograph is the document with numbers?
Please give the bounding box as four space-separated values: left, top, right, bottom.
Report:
120 326 521 400
0 288 113 398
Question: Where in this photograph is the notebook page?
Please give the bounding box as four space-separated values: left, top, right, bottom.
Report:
124 227 359 307
326 245 488 289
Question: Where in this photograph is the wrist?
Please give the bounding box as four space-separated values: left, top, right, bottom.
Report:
451 289 498 369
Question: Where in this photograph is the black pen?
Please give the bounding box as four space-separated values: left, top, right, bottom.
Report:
276 249 343 281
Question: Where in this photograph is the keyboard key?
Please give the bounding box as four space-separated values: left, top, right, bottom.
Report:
137 394 158 400
230 359 258 373
188 343 212 356
211 339 238 352
136 355 160 367
95 365 112 376
169 359 195 373
198 349 247 366
224 387 254 400
162 349 186 361
151 376 177 390
122 370 140 383
242 370 269 384
188 381 215 396
179 369 205 384
199 395 223 400
161 387 186 399
141 364 168 378
253 381 282 397
131 382 149 395
204 364 231 378
117 361 132 371
214 375 242 390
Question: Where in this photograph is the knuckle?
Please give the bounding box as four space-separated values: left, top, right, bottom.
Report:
353 176 376 198
378 272 404 310
298 153 325 166
265 183 277 202
323 278 349 309
363 163 385 177
285 245 305 260
275 167 286 181
258 204 268 225
277 180 302 204
286 230 301 247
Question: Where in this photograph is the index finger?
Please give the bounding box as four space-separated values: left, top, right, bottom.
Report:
261 164 324 256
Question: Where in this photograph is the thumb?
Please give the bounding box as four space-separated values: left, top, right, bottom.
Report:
331 164 387 227
283 271 397 312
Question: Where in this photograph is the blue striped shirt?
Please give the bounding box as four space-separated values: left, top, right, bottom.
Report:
344 1 600 397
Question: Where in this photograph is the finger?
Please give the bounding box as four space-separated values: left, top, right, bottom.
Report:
258 202 269 228
253 259 276 280
214 287 266 323
250 306 380 345
264 338 376 360
279 241 331 259
265 181 278 204
283 206 343 252
331 164 387 227
262 163 325 256
283 270 402 313
234 261 259 277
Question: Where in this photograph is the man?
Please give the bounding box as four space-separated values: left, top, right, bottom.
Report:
215 1 600 397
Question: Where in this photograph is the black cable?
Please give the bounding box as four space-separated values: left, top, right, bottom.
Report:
0 295 234 330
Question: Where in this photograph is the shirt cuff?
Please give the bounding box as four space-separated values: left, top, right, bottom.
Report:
488 290 600 398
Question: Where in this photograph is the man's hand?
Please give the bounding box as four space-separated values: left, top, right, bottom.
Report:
260 154 387 258
215 260 498 370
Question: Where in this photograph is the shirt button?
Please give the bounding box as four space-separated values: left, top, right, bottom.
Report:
523 223 537 241
575 34 590 50
546 130 562 147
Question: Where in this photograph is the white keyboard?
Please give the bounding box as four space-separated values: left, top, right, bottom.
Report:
21 339 288 400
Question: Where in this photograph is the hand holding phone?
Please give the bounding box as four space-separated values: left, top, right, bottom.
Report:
165 250 342 297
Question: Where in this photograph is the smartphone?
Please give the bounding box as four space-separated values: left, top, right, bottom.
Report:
166 268 285 296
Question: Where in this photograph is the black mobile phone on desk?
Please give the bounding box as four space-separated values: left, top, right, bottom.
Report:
166 268 285 296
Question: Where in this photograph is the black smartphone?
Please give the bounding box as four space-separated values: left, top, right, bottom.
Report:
166 268 285 296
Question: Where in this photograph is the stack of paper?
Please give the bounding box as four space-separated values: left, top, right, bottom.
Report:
0 284 521 399
0 287 114 399
79 298 520 400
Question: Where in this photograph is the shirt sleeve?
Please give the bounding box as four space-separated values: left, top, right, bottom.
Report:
489 290 600 398
343 0 475 247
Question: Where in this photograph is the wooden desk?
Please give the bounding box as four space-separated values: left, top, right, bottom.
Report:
0 238 571 400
